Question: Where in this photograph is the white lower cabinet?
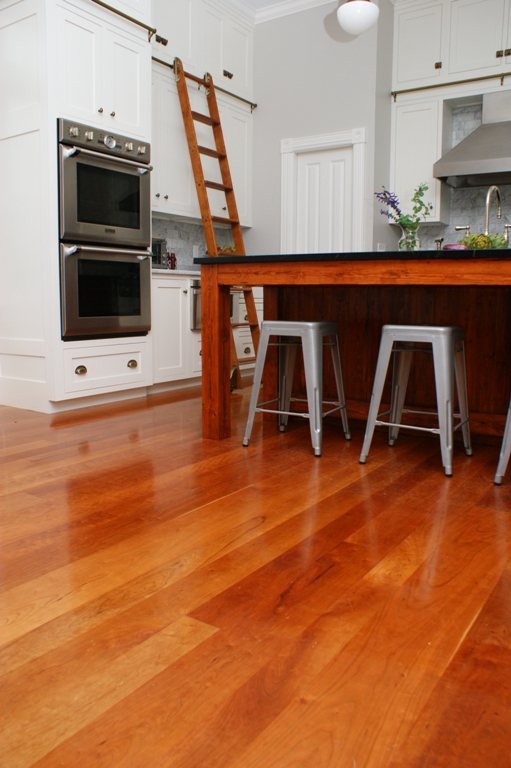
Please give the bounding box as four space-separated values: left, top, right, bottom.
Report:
62 340 150 394
152 273 202 383
231 286 262 365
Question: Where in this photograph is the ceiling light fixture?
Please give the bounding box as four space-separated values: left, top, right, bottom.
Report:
337 0 379 36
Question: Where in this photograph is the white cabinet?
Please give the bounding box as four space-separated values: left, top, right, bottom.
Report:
151 0 254 99
57 2 151 138
151 0 201 73
448 0 506 78
393 1 445 89
393 0 511 91
391 96 450 224
200 1 253 99
151 274 201 383
231 287 262 366
151 64 199 217
62 341 150 395
151 61 252 225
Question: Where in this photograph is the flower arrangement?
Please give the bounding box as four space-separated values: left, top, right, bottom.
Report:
375 183 433 250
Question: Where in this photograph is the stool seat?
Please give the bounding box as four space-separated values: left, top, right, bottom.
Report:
242 320 351 456
494 395 511 484
359 324 472 476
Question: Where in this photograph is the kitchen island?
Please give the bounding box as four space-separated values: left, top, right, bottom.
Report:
194 251 511 440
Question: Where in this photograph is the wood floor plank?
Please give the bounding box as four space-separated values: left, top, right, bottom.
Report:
1 388 510 767
1 616 218 768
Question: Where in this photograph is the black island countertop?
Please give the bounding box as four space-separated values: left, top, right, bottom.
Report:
194 249 511 265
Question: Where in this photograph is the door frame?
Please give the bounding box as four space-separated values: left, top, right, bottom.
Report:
280 128 366 253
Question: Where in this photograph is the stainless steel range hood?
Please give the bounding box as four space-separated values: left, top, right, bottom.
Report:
433 91 511 188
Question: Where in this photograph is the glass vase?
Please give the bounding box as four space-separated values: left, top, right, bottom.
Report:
398 226 421 251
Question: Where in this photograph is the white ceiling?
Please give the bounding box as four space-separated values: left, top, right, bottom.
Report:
244 0 287 7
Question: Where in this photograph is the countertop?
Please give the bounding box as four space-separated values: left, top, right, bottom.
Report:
194 250 511 265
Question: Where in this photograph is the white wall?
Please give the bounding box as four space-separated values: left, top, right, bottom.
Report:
244 0 395 255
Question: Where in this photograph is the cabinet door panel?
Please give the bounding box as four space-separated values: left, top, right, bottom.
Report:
392 99 448 224
151 0 199 71
151 67 199 216
57 8 103 122
152 278 188 381
104 27 150 137
224 103 252 226
394 2 443 87
449 0 505 75
223 19 253 97
200 2 224 81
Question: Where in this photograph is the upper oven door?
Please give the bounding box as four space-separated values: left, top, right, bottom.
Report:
59 145 152 247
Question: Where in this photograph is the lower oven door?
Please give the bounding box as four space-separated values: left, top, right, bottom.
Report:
61 244 151 339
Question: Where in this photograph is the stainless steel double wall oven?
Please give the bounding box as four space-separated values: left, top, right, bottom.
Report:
58 118 152 339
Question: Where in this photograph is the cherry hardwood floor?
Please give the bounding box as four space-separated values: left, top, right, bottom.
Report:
1 385 510 767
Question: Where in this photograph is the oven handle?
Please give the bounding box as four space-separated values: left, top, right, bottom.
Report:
63 245 151 258
62 145 153 173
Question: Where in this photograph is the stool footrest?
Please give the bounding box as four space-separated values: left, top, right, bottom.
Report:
374 419 441 436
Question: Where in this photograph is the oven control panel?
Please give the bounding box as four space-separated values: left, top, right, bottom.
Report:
58 118 151 164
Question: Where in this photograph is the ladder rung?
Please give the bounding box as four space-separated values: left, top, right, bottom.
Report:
231 322 252 328
191 111 218 126
198 145 223 159
205 180 232 192
212 215 239 225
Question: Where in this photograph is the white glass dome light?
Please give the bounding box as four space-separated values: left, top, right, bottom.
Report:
337 0 380 36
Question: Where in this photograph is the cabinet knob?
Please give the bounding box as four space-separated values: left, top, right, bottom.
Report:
110 111 116 117
98 107 103 113
244 347 251 354
155 192 160 197
127 359 138 369
496 50 504 58
434 61 442 69
164 194 168 199
183 290 188 294
75 365 87 375
223 69 234 79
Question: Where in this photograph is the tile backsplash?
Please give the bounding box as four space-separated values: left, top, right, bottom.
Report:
420 103 511 250
152 216 235 269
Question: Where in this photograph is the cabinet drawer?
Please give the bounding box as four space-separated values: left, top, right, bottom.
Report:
63 343 149 393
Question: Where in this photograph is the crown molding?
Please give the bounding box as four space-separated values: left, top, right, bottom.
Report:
207 0 256 25
255 0 334 24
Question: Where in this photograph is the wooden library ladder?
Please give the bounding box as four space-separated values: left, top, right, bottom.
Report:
174 56 260 389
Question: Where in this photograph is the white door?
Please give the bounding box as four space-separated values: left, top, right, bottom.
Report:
295 146 353 253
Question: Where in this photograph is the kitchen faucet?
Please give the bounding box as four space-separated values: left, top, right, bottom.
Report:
485 184 502 236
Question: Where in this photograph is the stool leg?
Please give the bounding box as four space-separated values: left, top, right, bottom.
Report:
278 341 297 432
494 396 511 484
388 342 414 446
243 325 270 447
330 335 351 440
301 328 324 457
432 334 455 476
454 339 472 456
359 332 394 464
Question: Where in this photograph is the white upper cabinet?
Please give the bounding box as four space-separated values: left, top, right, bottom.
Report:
151 59 252 225
200 2 253 98
391 96 450 224
57 3 150 138
448 0 506 77
151 63 199 217
393 2 445 88
393 0 511 91
151 0 201 72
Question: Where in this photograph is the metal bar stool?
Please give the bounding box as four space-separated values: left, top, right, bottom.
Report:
494 395 511 484
242 320 351 456
359 324 472 476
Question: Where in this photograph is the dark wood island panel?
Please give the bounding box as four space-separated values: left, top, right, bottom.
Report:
197 253 511 440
